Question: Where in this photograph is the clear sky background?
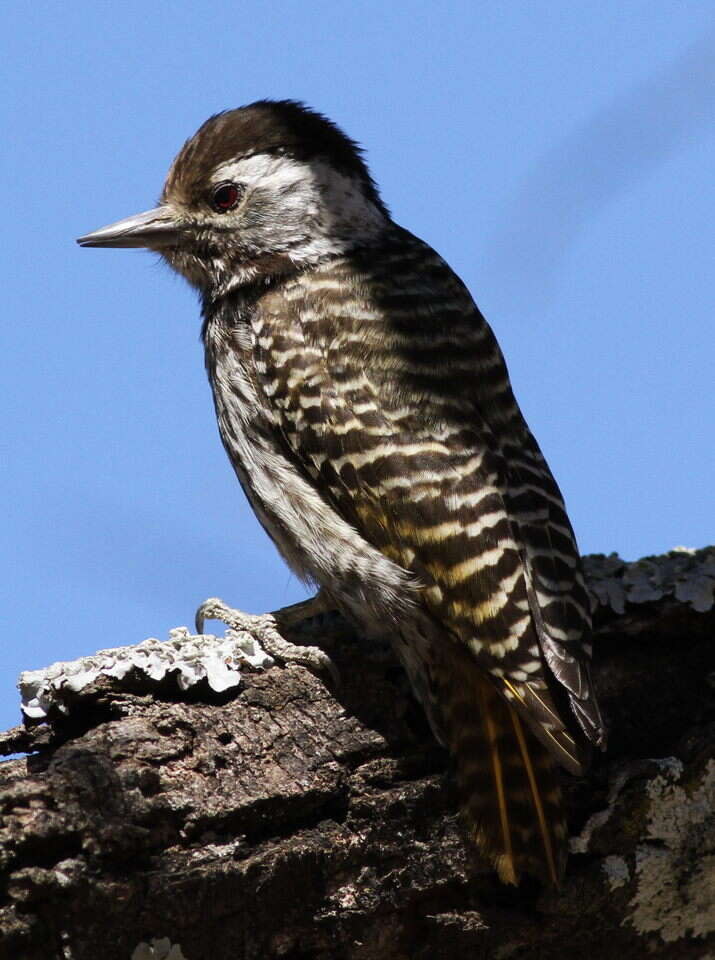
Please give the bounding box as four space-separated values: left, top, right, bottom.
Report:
2 2 713 733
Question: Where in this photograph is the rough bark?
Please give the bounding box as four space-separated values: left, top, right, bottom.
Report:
1 548 714 960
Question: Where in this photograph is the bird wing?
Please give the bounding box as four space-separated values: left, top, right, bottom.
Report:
252 230 604 770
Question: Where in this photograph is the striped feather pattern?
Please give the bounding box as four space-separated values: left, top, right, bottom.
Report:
204 225 604 882
436 649 567 885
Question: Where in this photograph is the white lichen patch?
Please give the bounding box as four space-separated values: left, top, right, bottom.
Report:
629 760 715 942
603 855 630 890
19 627 274 720
584 546 715 613
132 938 188 960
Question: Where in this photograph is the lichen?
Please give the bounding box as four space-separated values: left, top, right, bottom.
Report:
584 545 715 613
603 855 630 890
582 552 628 613
19 627 274 720
628 759 715 942
132 938 188 960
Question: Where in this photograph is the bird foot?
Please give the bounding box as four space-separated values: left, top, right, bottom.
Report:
195 596 339 685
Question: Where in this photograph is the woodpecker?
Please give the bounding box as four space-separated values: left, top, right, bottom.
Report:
78 100 605 886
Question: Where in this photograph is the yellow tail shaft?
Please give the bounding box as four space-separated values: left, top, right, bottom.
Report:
440 663 567 886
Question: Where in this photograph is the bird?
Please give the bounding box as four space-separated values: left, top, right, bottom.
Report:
77 99 605 886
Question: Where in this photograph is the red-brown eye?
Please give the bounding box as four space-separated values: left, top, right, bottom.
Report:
211 182 241 212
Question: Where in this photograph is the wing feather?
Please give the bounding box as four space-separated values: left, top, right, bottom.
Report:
252 230 605 762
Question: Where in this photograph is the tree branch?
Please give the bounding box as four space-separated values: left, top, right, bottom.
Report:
1 548 714 959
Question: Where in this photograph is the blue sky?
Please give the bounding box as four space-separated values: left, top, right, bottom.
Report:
2 2 713 732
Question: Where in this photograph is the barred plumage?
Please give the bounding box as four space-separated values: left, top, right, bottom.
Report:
78 99 605 886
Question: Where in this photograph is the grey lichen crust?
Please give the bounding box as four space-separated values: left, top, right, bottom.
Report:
131 939 188 960
571 757 715 944
584 545 715 615
630 760 715 942
19 627 274 720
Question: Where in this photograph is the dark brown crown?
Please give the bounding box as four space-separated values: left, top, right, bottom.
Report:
164 100 388 215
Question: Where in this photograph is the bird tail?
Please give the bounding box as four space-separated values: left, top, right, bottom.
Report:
437 660 568 886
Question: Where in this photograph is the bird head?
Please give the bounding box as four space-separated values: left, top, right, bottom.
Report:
77 100 389 295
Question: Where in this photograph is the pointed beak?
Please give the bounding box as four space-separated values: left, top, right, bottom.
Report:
76 206 182 249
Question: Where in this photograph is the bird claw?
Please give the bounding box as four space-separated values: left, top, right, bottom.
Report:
194 597 339 685
195 597 222 636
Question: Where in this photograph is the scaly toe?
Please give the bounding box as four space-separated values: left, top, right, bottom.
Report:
195 598 339 686
256 623 340 686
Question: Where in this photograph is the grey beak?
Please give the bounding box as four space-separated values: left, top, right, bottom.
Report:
76 206 181 249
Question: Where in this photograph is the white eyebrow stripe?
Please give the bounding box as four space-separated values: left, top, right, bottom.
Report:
211 154 309 189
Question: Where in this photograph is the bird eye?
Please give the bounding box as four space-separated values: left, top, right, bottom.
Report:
211 182 241 213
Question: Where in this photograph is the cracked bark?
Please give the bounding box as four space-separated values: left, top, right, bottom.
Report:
1 549 714 960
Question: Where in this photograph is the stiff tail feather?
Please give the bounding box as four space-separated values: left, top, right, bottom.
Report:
439 662 568 886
